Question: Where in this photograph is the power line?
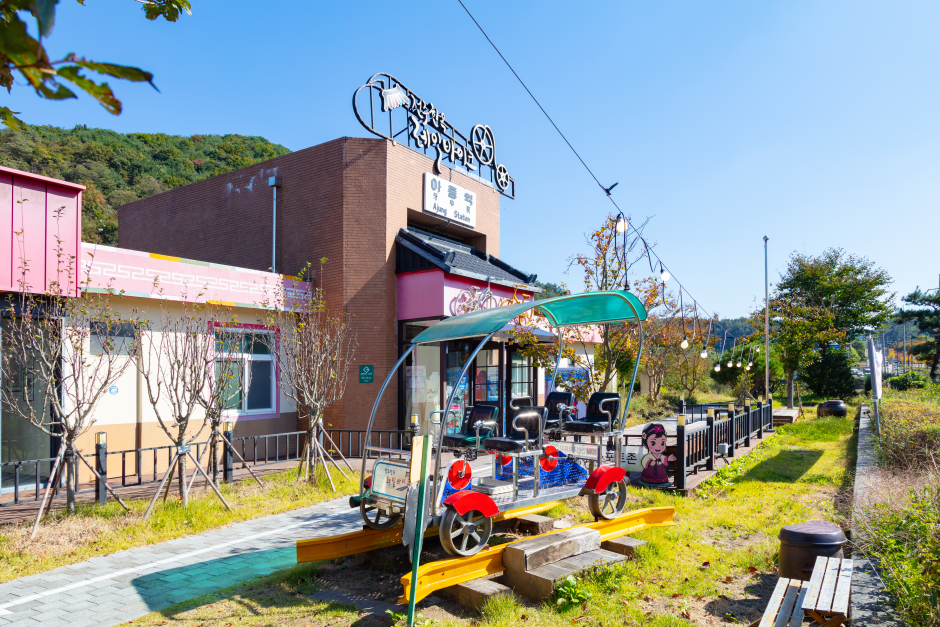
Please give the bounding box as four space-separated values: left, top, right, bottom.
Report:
455 0 718 323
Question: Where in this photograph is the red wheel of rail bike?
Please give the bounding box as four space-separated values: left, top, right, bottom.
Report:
448 460 472 490
540 445 559 472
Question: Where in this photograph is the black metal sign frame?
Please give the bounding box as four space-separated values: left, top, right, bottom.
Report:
353 72 515 199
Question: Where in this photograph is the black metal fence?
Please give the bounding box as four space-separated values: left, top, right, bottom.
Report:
674 400 774 489
0 428 412 508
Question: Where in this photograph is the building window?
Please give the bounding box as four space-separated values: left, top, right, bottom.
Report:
90 322 136 355
215 330 275 415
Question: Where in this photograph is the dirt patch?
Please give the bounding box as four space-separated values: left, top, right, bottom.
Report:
636 572 780 625
701 530 770 552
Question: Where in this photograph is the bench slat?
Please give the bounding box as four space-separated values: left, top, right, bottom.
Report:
830 558 853 616
816 558 842 613
759 578 791 627
773 580 803 627
801 556 829 611
788 583 811 626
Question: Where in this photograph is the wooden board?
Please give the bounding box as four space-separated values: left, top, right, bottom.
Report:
788 584 811 626
773 580 803 627
801 556 829 611
816 558 841 613
831 559 854 616
759 578 791 627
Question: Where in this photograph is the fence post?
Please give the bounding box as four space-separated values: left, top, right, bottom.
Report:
706 409 716 471
675 419 687 490
223 423 234 483
95 432 107 506
756 398 764 439
727 403 736 458
744 399 752 448
678 395 685 416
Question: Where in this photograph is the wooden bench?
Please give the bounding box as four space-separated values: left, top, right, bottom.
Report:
751 556 853 627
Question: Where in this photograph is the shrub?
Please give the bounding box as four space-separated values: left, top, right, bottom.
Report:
888 371 932 391
877 400 940 470
804 348 856 399
857 487 940 627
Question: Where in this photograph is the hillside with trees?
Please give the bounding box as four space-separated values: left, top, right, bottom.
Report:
0 124 290 244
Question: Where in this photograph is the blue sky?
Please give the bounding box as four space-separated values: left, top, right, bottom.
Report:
7 1 939 318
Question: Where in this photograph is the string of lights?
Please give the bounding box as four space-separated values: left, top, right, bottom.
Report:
455 0 720 344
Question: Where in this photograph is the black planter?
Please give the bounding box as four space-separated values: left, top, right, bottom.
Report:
778 520 847 580
816 400 848 417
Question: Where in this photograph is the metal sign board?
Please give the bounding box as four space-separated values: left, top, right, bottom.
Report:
359 365 374 383
423 173 476 229
353 72 515 199
621 446 646 472
554 441 600 460
371 460 410 503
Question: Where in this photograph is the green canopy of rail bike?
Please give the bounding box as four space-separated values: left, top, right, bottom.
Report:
410 290 648 344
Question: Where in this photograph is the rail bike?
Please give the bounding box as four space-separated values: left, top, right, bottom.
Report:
350 290 647 557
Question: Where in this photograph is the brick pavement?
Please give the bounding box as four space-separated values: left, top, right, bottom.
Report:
0 496 362 627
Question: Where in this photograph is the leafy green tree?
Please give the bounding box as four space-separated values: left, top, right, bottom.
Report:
534 281 567 300
896 288 940 380
851 338 867 360
803 347 855 399
0 124 289 243
709 341 784 398
0 0 192 130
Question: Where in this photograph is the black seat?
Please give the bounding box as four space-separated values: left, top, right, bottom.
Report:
440 404 499 449
563 392 620 434
483 406 547 453
543 391 575 430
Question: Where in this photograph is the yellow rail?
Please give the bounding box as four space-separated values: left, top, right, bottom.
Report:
296 501 560 563
398 506 675 604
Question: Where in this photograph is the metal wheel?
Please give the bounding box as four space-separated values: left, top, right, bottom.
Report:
360 498 401 530
588 478 627 520
494 164 510 191
439 506 493 557
471 124 495 165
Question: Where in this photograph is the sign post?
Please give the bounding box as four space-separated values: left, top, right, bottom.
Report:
407 434 431 627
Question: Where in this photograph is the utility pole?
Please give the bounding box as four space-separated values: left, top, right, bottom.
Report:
763 236 770 403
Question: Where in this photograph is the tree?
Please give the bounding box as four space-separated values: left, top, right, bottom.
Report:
0 214 133 534
803 348 855 399
711 340 784 399
260 260 357 486
534 281 567 300
133 293 235 516
895 289 940 380
0 0 191 130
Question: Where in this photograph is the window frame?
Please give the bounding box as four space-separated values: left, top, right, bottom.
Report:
215 326 279 418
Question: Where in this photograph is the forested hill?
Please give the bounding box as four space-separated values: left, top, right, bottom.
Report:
0 124 290 244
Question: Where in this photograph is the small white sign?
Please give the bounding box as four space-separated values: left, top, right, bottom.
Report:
371 461 410 502
109 385 119 395
423 173 476 229
554 441 600 460
621 446 646 472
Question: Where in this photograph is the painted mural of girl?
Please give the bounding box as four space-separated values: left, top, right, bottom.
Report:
638 423 675 488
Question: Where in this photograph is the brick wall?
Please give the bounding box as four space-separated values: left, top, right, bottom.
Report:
119 137 502 433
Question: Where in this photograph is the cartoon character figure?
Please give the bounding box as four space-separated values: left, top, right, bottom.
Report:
638 423 676 488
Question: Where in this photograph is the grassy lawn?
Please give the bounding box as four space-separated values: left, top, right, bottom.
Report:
130 409 857 627
0 464 358 582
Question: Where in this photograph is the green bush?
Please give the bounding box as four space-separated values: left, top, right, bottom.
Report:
888 371 932 391
859 487 940 627
877 399 940 470
804 348 855 399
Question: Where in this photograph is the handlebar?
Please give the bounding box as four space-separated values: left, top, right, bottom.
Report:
598 398 617 431
512 410 544 450
473 420 499 449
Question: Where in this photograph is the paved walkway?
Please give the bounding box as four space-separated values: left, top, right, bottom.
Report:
0 454 494 627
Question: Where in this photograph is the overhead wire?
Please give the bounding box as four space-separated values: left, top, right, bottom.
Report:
455 0 718 325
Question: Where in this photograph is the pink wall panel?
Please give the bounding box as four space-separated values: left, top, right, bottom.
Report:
10 177 47 293
396 270 445 320
44 186 80 295
0 174 12 291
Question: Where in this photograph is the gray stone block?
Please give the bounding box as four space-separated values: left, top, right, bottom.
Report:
503 526 600 572
436 576 515 610
601 536 647 558
504 549 626 600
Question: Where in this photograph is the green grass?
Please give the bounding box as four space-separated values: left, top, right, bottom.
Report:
0 464 357 582
132 413 857 626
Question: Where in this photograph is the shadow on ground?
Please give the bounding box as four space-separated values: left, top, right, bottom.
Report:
736 449 824 484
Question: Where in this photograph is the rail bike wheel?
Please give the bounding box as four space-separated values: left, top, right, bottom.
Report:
360 498 401 530
587 478 627 520
439 506 493 557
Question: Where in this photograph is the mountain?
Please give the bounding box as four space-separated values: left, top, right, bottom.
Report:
0 124 290 244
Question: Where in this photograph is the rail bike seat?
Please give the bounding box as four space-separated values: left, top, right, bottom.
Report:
543 391 576 430
440 404 499 449
483 406 547 453
562 392 620 434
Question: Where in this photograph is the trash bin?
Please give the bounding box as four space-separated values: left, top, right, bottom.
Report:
816 400 848 417
778 520 847 580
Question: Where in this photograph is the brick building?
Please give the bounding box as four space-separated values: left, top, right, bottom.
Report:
119 137 543 436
